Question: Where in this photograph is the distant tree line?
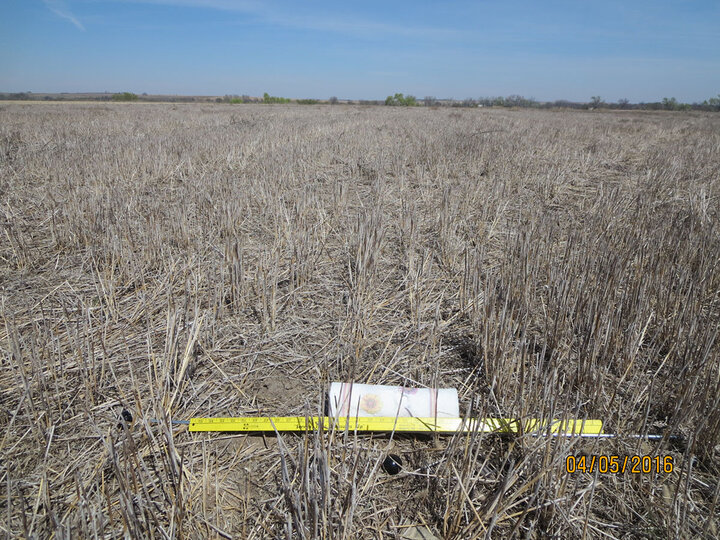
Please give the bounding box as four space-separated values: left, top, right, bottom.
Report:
2 92 718 111
217 93 317 104
217 95 257 103
261 92 291 104
0 92 218 103
414 94 720 112
1 92 33 100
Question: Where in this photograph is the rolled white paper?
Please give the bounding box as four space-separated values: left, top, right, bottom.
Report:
329 382 459 418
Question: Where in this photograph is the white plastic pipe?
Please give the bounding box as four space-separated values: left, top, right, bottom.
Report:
329 382 459 418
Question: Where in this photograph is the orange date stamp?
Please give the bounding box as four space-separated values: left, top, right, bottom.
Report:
566 455 674 474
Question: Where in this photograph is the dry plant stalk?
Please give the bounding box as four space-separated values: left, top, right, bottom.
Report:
0 102 719 538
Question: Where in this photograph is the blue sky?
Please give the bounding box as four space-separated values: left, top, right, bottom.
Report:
1 0 719 102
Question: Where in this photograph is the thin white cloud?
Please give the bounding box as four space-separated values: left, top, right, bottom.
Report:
106 0 463 41
44 0 86 30
264 12 465 41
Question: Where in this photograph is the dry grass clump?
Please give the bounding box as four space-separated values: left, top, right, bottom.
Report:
1 102 719 538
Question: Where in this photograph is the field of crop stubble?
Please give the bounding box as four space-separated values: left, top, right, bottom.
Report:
1 102 719 538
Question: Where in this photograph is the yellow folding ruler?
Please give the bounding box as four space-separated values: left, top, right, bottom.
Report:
189 416 603 435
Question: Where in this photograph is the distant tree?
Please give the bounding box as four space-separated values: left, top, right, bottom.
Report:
642 101 663 110
385 93 402 106
263 92 290 104
506 95 522 106
590 96 604 108
423 96 439 107
112 92 138 102
617 98 630 109
385 93 418 106
704 95 720 111
662 97 679 111
502 95 534 108
329 96 338 105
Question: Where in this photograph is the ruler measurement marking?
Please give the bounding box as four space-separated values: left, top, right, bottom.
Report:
188 417 604 434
